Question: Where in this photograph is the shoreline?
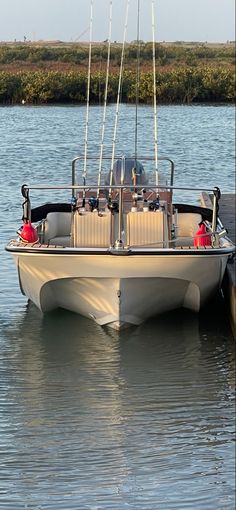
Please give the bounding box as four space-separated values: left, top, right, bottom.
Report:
0 67 234 105
0 42 234 105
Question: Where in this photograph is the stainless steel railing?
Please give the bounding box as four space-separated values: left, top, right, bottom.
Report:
22 182 223 248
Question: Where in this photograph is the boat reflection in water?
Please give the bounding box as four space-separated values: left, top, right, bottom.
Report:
2 298 235 509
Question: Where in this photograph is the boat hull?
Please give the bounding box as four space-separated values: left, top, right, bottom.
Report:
11 250 228 329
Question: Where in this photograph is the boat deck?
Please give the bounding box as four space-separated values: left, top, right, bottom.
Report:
7 239 216 251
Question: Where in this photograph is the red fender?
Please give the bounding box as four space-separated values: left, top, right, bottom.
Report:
18 221 39 243
194 223 211 247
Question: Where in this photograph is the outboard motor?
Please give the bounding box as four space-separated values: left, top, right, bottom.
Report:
105 158 148 188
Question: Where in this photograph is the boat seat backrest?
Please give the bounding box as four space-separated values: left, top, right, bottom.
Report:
127 211 165 247
73 211 111 247
176 213 202 238
44 212 71 242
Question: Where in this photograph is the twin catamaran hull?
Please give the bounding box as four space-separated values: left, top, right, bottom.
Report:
9 247 229 329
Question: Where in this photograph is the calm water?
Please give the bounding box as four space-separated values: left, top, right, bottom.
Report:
0 104 235 509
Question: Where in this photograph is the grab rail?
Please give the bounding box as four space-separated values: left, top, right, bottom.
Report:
22 184 219 193
21 183 221 248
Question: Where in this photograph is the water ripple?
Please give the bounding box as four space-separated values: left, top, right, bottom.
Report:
0 105 235 509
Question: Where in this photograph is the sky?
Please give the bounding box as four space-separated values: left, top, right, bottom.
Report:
0 0 235 43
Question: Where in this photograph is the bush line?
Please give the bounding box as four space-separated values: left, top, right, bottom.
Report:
0 67 235 104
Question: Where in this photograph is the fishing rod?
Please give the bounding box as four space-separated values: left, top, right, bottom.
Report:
97 0 113 205
134 0 141 165
83 0 93 208
133 0 141 210
109 0 130 199
152 0 159 198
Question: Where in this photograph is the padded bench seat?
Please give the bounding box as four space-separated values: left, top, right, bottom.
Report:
43 212 71 245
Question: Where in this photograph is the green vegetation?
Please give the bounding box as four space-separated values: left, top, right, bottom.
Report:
0 67 234 104
0 42 235 104
0 42 235 66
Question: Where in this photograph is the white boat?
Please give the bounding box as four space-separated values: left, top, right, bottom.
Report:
5 154 234 329
5 1 235 330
